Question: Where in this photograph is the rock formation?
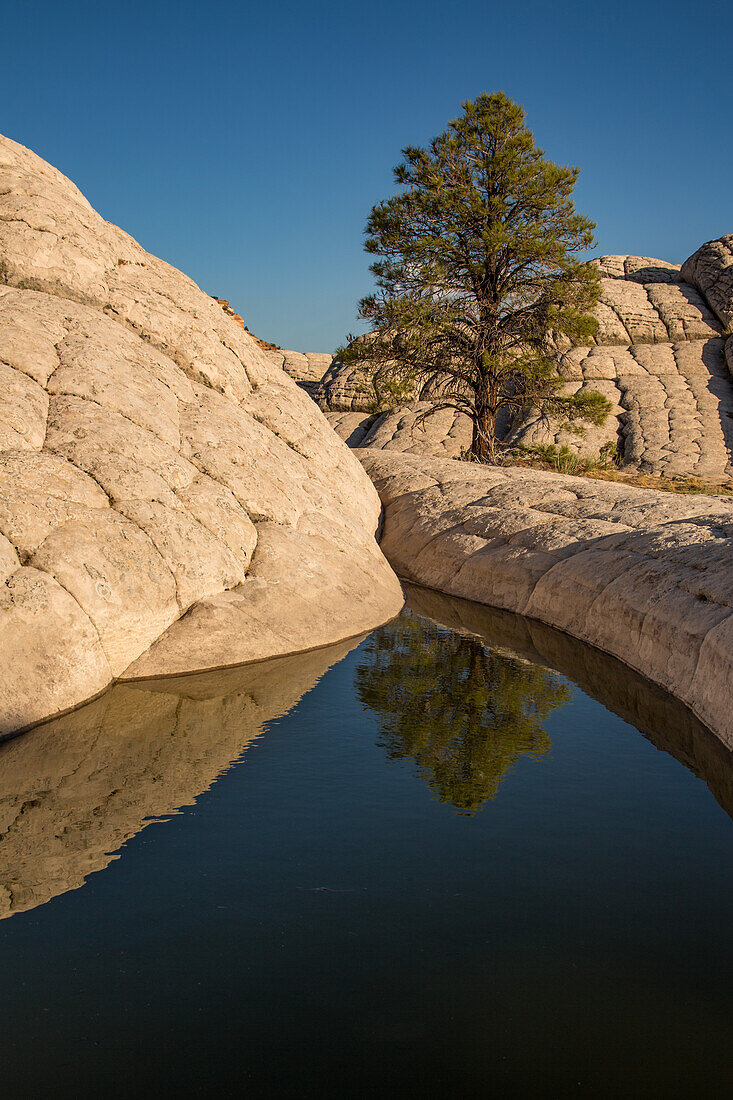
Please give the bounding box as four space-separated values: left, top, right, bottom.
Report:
517 255 733 479
321 253 733 482
313 354 442 413
681 234 733 378
681 235 733 333
0 134 403 735
269 349 334 398
334 241 733 748
327 404 473 459
358 450 733 745
210 301 333 397
212 297 248 331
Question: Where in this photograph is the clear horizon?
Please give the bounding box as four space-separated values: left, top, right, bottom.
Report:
3 0 732 351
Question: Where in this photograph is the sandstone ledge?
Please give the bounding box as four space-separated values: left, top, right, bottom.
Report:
358 451 733 746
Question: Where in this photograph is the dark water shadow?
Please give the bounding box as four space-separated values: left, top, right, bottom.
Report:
0 635 366 919
403 582 733 822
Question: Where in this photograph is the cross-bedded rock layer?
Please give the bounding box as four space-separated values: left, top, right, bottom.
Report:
0 134 403 735
320 253 733 481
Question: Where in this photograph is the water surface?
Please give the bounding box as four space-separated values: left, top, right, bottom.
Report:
0 589 730 1098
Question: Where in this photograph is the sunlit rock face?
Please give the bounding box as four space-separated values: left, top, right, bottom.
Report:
280 351 333 385
0 635 363 919
321 254 733 481
0 134 403 734
681 235 733 333
313 356 445 415
259 347 333 397
327 405 473 459
681 234 733 381
314 355 382 413
522 255 733 477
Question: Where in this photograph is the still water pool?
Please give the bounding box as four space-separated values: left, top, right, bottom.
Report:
0 585 730 1098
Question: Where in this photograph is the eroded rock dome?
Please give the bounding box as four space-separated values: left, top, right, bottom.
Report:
0 134 403 734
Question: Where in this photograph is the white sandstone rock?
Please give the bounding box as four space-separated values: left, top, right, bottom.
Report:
0 134 403 734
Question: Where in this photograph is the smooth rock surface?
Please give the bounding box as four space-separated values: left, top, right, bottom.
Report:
0 134 403 734
358 450 733 745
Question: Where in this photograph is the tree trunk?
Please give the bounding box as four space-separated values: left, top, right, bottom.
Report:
471 383 496 463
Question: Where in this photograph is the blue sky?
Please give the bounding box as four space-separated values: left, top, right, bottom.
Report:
2 0 732 350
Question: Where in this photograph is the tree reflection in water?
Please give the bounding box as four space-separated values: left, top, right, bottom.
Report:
356 610 572 814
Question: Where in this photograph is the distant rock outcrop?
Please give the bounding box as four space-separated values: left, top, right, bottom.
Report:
681 235 733 333
313 354 442 414
266 349 334 398
0 134 403 735
681 234 733 380
327 404 472 459
516 255 733 479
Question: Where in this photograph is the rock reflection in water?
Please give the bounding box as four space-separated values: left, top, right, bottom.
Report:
356 610 571 814
2 591 730 924
0 636 364 919
403 583 733 821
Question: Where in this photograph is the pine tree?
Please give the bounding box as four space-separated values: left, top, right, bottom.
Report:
340 92 611 461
